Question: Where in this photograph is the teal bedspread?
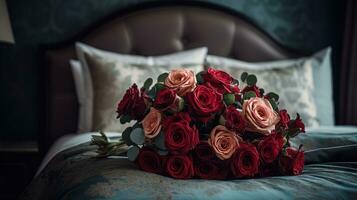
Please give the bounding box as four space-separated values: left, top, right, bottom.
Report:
21 127 357 200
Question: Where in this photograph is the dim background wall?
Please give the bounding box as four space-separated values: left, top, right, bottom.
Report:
0 0 344 140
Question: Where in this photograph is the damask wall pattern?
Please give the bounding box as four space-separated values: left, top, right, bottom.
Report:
0 0 341 140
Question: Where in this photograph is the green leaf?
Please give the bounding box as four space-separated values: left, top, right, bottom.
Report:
177 98 185 112
196 72 204 84
148 83 166 99
154 131 166 150
241 72 248 82
130 128 145 145
148 86 157 99
142 78 153 91
266 92 279 101
243 91 256 100
127 146 140 161
246 74 257 86
155 83 166 92
111 146 129 156
259 88 265 96
157 73 169 82
269 99 278 111
223 93 235 105
99 131 108 142
91 136 107 146
122 127 134 146
218 115 226 126
132 122 142 129
120 115 131 124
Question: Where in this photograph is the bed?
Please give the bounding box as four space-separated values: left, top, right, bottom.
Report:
22 2 357 200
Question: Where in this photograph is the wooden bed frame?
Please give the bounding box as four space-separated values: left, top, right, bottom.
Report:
41 1 302 152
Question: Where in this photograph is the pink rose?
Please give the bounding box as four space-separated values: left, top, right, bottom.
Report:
242 97 280 135
208 125 241 160
142 107 162 138
164 69 197 96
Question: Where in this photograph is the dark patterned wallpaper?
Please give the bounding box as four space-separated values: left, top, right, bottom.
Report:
0 0 343 140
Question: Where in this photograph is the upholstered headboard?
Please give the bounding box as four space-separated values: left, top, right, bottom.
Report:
42 2 301 151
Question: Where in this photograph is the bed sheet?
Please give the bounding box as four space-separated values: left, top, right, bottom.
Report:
23 126 357 200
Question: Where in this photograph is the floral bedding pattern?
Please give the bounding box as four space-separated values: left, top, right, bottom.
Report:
21 127 357 200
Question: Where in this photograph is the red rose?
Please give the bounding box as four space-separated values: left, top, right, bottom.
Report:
242 85 261 97
194 141 215 161
203 67 238 94
166 154 194 179
195 159 228 180
279 109 290 128
279 146 304 175
224 105 246 134
164 122 199 153
137 147 163 174
257 133 285 164
117 84 147 120
154 88 177 110
231 143 260 178
186 85 223 123
288 113 305 137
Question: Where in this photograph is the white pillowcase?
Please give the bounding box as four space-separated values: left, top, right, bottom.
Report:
206 47 334 127
71 42 208 133
70 60 90 133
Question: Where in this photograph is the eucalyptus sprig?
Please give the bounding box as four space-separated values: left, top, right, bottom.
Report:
91 131 128 157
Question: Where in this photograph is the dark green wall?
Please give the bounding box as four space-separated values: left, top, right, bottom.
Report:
0 0 343 140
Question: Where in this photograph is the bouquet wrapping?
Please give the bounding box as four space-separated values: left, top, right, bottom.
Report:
92 68 305 179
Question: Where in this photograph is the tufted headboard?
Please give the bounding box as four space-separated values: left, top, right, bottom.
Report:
41 2 302 151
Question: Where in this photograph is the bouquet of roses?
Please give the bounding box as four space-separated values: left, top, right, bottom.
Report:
91 67 305 179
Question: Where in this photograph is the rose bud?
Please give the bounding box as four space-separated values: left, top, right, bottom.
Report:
164 122 199 154
117 84 147 121
203 67 238 94
242 85 261 97
136 147 163 174
279 145 304 176
166 154 194 179
186 84 223 123
142 107 162 139
224 105 246 134
208 125 241 160
242 97 280 135
195 159 228 180
231 143 260 178
278 109 290 128
288 113 305 137
164 69 197 96
257 133 285 164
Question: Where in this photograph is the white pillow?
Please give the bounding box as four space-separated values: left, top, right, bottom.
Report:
70 60 92 133
71 43 207 133
206 48 334 127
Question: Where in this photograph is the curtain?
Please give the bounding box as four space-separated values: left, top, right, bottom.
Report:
338 0 357 125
